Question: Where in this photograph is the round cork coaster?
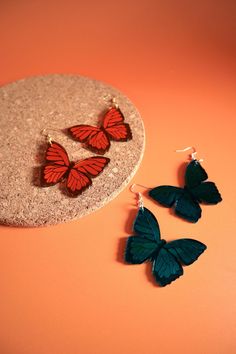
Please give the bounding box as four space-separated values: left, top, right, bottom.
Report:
0 74 145 227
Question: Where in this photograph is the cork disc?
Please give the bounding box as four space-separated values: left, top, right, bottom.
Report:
0 74 145 227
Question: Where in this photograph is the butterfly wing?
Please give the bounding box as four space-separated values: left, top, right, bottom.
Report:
44 141 70 166
125 207 162 264
185 160 222 211
152 238 206 286
68 125 110 154
125 236 158 264
149 161 208 204
42 141 70 186
191 182 222 204
149 184 202 223
73 156 110 176
42 164 69 186
66 156 110 196
175 192 202 223
133 207 161 241
185 160 208 189
66 168 92 197
149 186 183 207
152 248 183 286
164 239 207 265
102 107 132 141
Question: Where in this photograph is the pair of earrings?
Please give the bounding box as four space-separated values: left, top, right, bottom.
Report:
125 147 222 286
41 98 132 197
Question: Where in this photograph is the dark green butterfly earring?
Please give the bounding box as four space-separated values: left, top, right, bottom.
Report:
125 185 207 286
149 147 222 223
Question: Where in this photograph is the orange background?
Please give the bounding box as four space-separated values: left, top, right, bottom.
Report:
0 1 236 353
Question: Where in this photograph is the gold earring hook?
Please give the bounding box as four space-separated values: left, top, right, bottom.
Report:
130 188 144 210
175 146 203 162
41 127 60 145
41 128 52 145
130 183 151 210
111 97 119 109
130 183 151 193
103 95 119 109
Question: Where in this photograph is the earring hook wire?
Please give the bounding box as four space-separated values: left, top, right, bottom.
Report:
130 183 151 210
41 127 61 145
175 146 203 162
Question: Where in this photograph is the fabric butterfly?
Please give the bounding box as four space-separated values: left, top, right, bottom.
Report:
41 141 110 197
149 159 222 223
68 106 132 154
125 207 206 286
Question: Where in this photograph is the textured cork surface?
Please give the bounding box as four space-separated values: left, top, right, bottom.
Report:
0 74 145 227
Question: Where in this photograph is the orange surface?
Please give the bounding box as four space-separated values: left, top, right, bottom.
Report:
0 1 236 353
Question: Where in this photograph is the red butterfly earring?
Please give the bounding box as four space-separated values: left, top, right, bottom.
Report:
41 129 110 197
68 97 132 154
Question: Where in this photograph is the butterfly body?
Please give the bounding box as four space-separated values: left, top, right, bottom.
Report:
125 207 206 286
41 141 110 196
149 239 167 261
68 107 132 154
149 160 222 222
